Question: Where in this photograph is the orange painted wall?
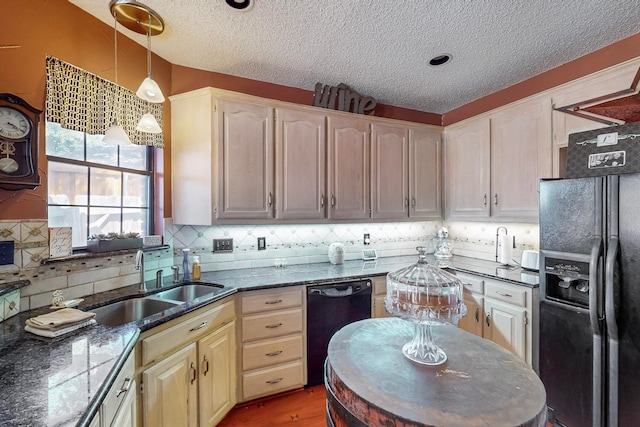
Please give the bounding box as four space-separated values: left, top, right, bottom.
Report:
1 0 171 227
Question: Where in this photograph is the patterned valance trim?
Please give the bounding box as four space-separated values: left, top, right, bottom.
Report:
45 55 164 148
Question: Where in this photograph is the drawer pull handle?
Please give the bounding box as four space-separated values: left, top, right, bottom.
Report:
265 350 283 357
475 307 480 322
265 299 283 305
190 321 208 331
116 377 132 398
265 323 283 329
190 363 197 384
486 313 491 327
203 356 209 376
266 377 283 384
495 291 513 298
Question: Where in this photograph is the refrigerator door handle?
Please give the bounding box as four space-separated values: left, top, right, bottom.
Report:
589 236 604 427
589 237 604 337
605 236 620 427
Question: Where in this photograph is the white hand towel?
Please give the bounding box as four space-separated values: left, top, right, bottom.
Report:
27 308 95 330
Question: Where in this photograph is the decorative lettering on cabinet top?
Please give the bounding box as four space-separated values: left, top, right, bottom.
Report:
313 83 376 115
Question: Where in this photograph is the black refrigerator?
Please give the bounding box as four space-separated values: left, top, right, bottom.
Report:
539 174 640 427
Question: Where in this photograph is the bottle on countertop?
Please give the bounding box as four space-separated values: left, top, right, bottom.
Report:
192 255 201 281
182 248 191 281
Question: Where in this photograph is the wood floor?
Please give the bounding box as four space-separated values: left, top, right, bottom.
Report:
218 385 327 427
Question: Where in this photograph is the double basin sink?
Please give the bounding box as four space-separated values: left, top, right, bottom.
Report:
91 283 227 327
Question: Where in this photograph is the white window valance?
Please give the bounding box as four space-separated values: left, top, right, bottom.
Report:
45 55 164 148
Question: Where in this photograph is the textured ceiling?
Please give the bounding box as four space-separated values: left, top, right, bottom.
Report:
69 0 640 114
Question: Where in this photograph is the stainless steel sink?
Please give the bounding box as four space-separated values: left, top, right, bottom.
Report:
92 297 182 327
150 284 226 302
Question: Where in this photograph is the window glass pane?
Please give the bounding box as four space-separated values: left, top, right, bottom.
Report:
88 207 121 238
48 206 88 248
48 162 88 205
89 168 121 206
45 122 84 160
123 173 149 207
86 133 117 166
122 208 148 236
120 144 147 170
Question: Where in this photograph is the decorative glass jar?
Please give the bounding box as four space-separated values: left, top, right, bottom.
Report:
384 246 466 365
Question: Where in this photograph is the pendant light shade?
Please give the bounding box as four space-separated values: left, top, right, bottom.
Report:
104 10 132 145
136 113 162 133
104 124 133 145
136 76 165 103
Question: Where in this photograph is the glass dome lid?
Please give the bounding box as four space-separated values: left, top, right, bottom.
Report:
384 246 467 365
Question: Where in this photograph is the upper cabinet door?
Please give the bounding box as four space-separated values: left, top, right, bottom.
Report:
409 127 442 219
370 123 409 219
275 108 326 220
327 115 370 220
216 99 275 220
490 97 552 221
445 118 491 219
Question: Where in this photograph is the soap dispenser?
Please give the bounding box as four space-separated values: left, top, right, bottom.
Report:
192 255 201 281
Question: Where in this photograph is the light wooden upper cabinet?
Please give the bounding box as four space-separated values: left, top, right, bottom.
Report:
371 123 409 219
409 127 442 219
275 107 326 219
445 96 552 222
327 114 371 220
216 98 274 220
445 117 491 218
490 96 552 220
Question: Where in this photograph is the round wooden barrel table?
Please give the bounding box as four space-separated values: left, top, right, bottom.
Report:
325 318 547 427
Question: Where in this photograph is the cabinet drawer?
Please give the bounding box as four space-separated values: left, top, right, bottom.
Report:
101 351 135 427
456 272 484 295
142 299 235 365
241 288 303 314
242 308 303 342
485 281 527 307
243 334 303 371
242 360 304 400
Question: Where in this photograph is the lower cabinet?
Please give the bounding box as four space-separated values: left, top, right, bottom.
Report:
456 272 538 367
88 350 137 427
138 297 236 427
238 286 305 402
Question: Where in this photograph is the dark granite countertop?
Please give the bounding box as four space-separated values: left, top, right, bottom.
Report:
0 254 537 426
196 254 539 290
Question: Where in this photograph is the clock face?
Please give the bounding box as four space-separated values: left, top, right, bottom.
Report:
0 106 31 139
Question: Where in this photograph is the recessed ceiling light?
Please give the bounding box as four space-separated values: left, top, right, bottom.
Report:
429 54 452 67
223 0 254 12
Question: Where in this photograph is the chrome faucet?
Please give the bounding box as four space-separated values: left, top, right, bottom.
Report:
135 250 145 292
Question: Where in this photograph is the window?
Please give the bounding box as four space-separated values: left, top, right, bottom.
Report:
46 122 152 249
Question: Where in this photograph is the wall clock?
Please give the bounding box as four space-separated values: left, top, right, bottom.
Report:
0 93 41 190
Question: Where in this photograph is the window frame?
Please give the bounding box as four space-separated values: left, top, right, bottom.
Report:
46 125 155 250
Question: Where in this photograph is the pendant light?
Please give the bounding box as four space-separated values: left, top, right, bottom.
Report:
103 12 132 145
135 11 165 103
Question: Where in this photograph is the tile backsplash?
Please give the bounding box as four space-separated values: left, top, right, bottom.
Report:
0 218 540 311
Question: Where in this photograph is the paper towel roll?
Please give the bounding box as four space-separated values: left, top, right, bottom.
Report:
498 235 513 265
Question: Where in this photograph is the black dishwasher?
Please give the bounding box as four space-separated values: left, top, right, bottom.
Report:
306 279 372 387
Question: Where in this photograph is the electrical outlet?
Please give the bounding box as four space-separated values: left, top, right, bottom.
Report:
0 241 14 265
364 233 371 245
213 238 233 253
257 237 266 250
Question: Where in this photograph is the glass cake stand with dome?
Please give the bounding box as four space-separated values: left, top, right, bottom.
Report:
384 247 466 365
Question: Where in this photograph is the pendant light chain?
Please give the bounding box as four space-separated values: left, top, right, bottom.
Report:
146 12 152 78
